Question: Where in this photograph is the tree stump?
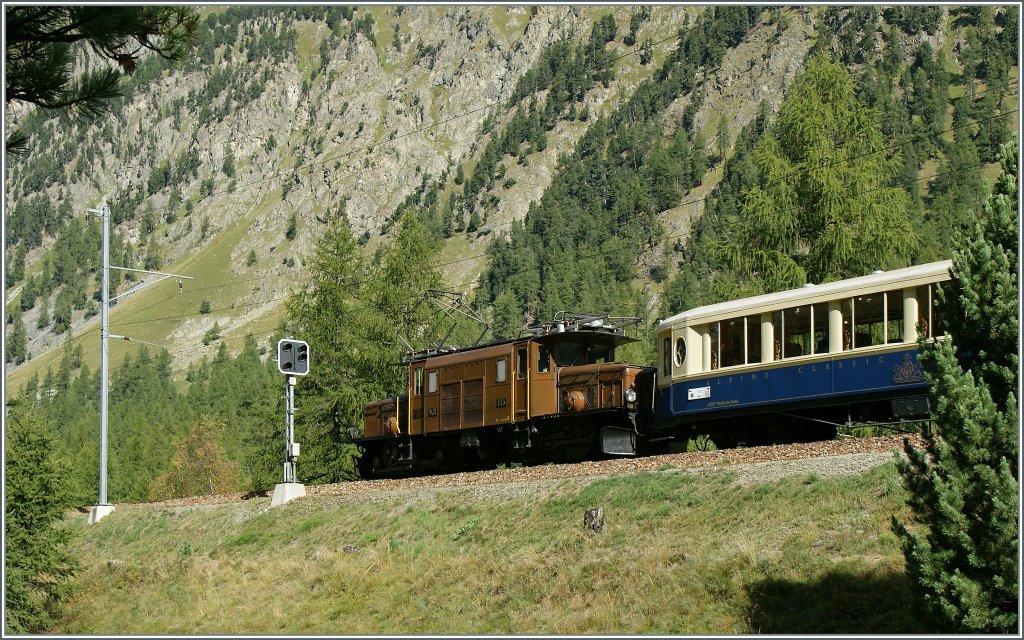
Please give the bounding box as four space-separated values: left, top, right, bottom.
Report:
584 507 605 533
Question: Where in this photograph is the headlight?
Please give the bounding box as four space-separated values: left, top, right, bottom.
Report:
624 387 637 404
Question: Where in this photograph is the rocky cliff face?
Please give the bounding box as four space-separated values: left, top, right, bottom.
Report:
6 6 806 380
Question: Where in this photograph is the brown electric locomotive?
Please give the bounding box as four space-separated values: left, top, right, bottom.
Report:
355 314 656 477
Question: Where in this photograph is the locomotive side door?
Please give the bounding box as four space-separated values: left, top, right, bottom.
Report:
409 365 424 435
513 345 528 422
529 341 557 417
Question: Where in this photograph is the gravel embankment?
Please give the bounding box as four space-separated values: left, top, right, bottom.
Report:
121 434 924 511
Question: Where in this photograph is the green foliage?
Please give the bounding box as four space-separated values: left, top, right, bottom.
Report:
199 300 211 314
4 408 78 633
285 212 298 241
894 139 1018 633
284 221 378 482
202 322 222 346
6 311 28 364
719 54 915 294
149 418 241 500
222 145 236 178
286 213 446 483
480 8 756 330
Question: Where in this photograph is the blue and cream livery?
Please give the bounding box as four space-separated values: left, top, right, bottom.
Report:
655 261 952 430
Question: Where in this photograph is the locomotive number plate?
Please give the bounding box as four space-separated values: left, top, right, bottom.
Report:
496 397 507 408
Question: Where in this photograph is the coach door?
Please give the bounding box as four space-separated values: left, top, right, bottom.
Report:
514 345 528 422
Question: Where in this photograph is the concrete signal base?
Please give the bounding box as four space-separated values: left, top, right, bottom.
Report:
88 504 115 524
271 482 306 507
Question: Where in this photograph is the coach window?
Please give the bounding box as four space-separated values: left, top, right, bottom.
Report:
853 293 884 347
811 303 828 354
414 367 424 395
745 315 761 364
538 345 551 373
496 358 507 383
709 322 721 370
933 284 946 333
674 337 686 367
886 289 905 343
720 317 744 368
517 348 528 379
662 337 671 376
841 298 854 350
772 310 784 360
916 285 933 338
783 306 811 358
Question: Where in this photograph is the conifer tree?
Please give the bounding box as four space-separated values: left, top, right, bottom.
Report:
4 408 78 633
6 311 27 364
893 138 1018 633
721 53 916 293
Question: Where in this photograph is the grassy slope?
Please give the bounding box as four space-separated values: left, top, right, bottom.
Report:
60 461 929 634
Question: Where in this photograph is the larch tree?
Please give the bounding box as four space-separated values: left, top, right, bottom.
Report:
893 138 1018 633
286 212 448 483
286 218 380 484
720 53 916 294
148 418 241 500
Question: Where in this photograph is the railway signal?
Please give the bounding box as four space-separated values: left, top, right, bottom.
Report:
272 337 310 507
277 338 309 376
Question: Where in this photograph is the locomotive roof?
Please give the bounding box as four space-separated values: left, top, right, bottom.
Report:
657 260 953 330
400 320 638 364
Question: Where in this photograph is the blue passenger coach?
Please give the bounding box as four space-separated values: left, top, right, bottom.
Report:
655 261 952 440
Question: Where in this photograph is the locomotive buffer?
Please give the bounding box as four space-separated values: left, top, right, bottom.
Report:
272 338 309 507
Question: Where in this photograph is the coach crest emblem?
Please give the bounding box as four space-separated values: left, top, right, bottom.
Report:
892 353 924 384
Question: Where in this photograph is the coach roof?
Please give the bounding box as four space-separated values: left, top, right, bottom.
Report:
657 260 952 331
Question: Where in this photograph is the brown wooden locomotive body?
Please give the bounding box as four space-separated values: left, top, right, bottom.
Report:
356 318 655 477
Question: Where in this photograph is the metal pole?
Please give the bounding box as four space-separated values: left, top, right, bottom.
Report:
99 206 110 505
284 375 296 483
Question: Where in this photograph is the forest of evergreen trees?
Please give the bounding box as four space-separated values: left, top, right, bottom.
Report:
4 5 1017 503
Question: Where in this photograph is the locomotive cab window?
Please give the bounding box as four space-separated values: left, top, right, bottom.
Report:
557 341 582 366
427 369 438 394
537 345 551 373
588 344 610 364
496 358 507 383
414 367 424 395
517 348 527 379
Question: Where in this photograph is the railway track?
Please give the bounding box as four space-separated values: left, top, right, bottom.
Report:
117 433 926 511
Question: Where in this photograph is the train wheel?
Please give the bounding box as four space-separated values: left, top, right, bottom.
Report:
356 449 379 479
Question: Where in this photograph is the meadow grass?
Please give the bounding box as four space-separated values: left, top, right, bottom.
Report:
59 461 930 634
